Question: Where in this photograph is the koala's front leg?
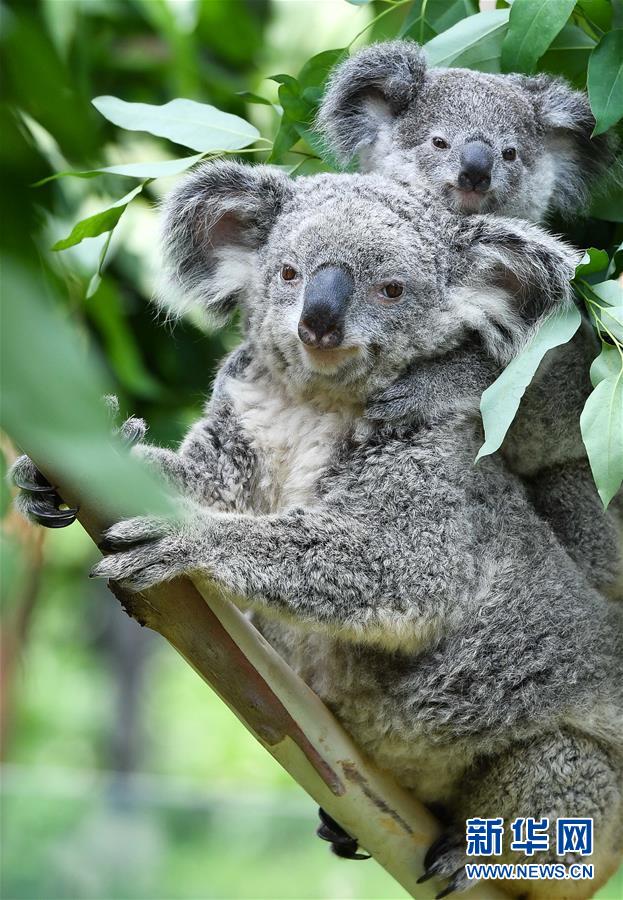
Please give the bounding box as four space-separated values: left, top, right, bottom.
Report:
366 342 499 424
92 505 441 646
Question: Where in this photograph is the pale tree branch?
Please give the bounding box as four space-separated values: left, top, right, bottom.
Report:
25 458 506 900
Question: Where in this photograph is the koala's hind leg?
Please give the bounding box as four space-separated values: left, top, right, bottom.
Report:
450 730 623 899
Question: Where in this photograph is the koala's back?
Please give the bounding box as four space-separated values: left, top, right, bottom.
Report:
504 324 597 475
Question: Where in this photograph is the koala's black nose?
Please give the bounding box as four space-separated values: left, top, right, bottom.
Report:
458 141 493 192
299 266 354 350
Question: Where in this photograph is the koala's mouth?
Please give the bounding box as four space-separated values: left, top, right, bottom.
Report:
452 187 490 212
301 344 361 372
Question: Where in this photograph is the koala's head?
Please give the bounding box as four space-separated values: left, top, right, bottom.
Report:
318 41 616 223
160 161 577 403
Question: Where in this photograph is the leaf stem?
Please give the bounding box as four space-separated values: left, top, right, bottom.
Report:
348 0 412 49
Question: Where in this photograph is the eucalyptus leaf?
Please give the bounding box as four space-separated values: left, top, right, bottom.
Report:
36 153 205 185
425 9 510 68
592 280 623 305
501 0 576 74
237 91 273 106
587 30 623 135
269 49 346 164
476 305 582 461
601 306 623 342
577 0 613 32
401 0 478 42
52 183 145 251
575 247 610 276
92 96 260 152
0 260 174 522
580 343 623 507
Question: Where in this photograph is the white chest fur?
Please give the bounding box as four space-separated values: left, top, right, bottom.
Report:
226 376 359 513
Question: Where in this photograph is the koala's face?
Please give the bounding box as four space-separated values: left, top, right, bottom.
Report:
384 70 544 219
161 162 578 405
319 42 614 224
251 181 446 397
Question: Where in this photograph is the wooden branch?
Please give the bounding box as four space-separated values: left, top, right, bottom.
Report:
32 463 506 900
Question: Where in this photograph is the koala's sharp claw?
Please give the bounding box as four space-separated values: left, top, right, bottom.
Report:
316 808 370 860
424 833 452 871
119 416 147 447
416 870 436 884
28 494 78 528
12 475 54 493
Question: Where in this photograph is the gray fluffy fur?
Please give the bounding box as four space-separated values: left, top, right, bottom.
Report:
76 163 621 896
318 40 622 595
317 40 617 221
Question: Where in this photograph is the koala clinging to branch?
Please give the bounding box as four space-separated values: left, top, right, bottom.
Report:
317 40 616 222
15 162 622 897
318 41 622 593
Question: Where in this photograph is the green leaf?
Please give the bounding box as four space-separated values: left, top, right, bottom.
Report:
538 23 596 84
268 116 300 163
601 306 623 342
269 49 346 165
51 183 145 251
592 280 623 305
36 153 205 186
401 0 479 43
501 0 576 74
0 260 174 522
577 0 613 32
298 49 347 91
580 343 623 507
588 30 623 135
476 304 582 461
237 91 274 106
92 96 260 152
575 247 610 277
425 9 510 68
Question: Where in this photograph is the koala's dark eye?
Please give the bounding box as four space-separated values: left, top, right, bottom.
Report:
502 147 517 161
432 137 449 150
281 265 297 282
381 282 404 301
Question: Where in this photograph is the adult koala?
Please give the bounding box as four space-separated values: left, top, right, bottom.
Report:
16 162 622 898
318 41 622 594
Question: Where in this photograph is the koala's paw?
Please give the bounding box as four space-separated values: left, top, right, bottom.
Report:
9 455 78 528
118 415 147 447
417 831 477 898
91 504 203 591
365 380 424 424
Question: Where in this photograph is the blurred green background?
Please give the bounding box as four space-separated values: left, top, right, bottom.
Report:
1 1 621 898
0 2 418 897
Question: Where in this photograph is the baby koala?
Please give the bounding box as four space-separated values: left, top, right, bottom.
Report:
318 40 615 221
15 162 620 898
318 41 622 593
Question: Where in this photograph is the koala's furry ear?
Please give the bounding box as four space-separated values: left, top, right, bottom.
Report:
511 74 617 216
158 160 294 320
452 217 580 364
317 40 427 165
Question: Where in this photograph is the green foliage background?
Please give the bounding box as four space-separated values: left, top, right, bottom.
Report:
0 1 621 898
